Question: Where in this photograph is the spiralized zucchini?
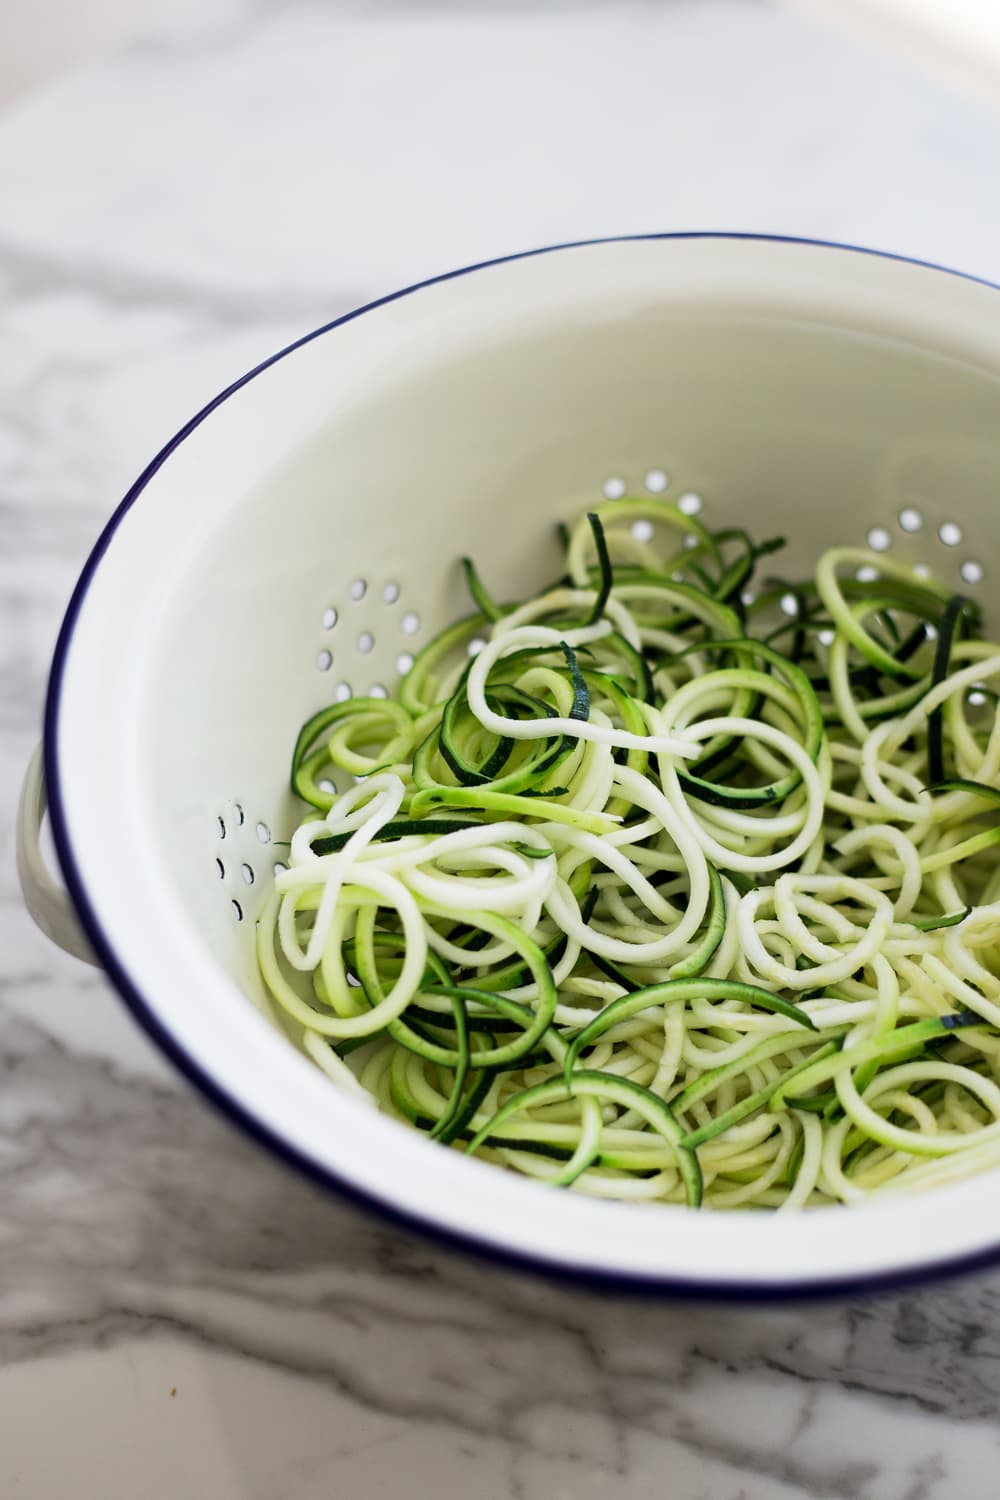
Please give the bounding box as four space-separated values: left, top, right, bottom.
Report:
257 496 1000 1209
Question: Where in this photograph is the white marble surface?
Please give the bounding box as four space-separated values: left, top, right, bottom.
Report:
5 2 1000 1495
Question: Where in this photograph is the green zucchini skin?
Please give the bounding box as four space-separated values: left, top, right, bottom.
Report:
257 500 1000 1212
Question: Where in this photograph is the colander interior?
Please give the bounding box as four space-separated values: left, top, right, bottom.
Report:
50 237 1000 1291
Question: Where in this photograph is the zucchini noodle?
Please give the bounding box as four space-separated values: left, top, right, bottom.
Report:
257 494 1000 1209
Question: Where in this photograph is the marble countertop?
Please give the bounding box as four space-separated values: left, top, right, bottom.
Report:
5 2 1000 1495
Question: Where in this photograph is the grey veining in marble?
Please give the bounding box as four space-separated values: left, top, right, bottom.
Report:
4 2 1000 1496
7 995 1000 1500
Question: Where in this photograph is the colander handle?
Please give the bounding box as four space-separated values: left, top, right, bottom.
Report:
16 745 98 966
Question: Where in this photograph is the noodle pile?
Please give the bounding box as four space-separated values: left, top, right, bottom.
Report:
258 498 1000 1208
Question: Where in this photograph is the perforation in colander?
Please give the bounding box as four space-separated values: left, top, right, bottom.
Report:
214 566 426 919
213 468 987 920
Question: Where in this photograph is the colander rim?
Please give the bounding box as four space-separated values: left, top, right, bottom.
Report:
43 231 1000 1300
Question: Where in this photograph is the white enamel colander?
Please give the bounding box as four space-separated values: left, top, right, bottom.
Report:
18 234 1000 1296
